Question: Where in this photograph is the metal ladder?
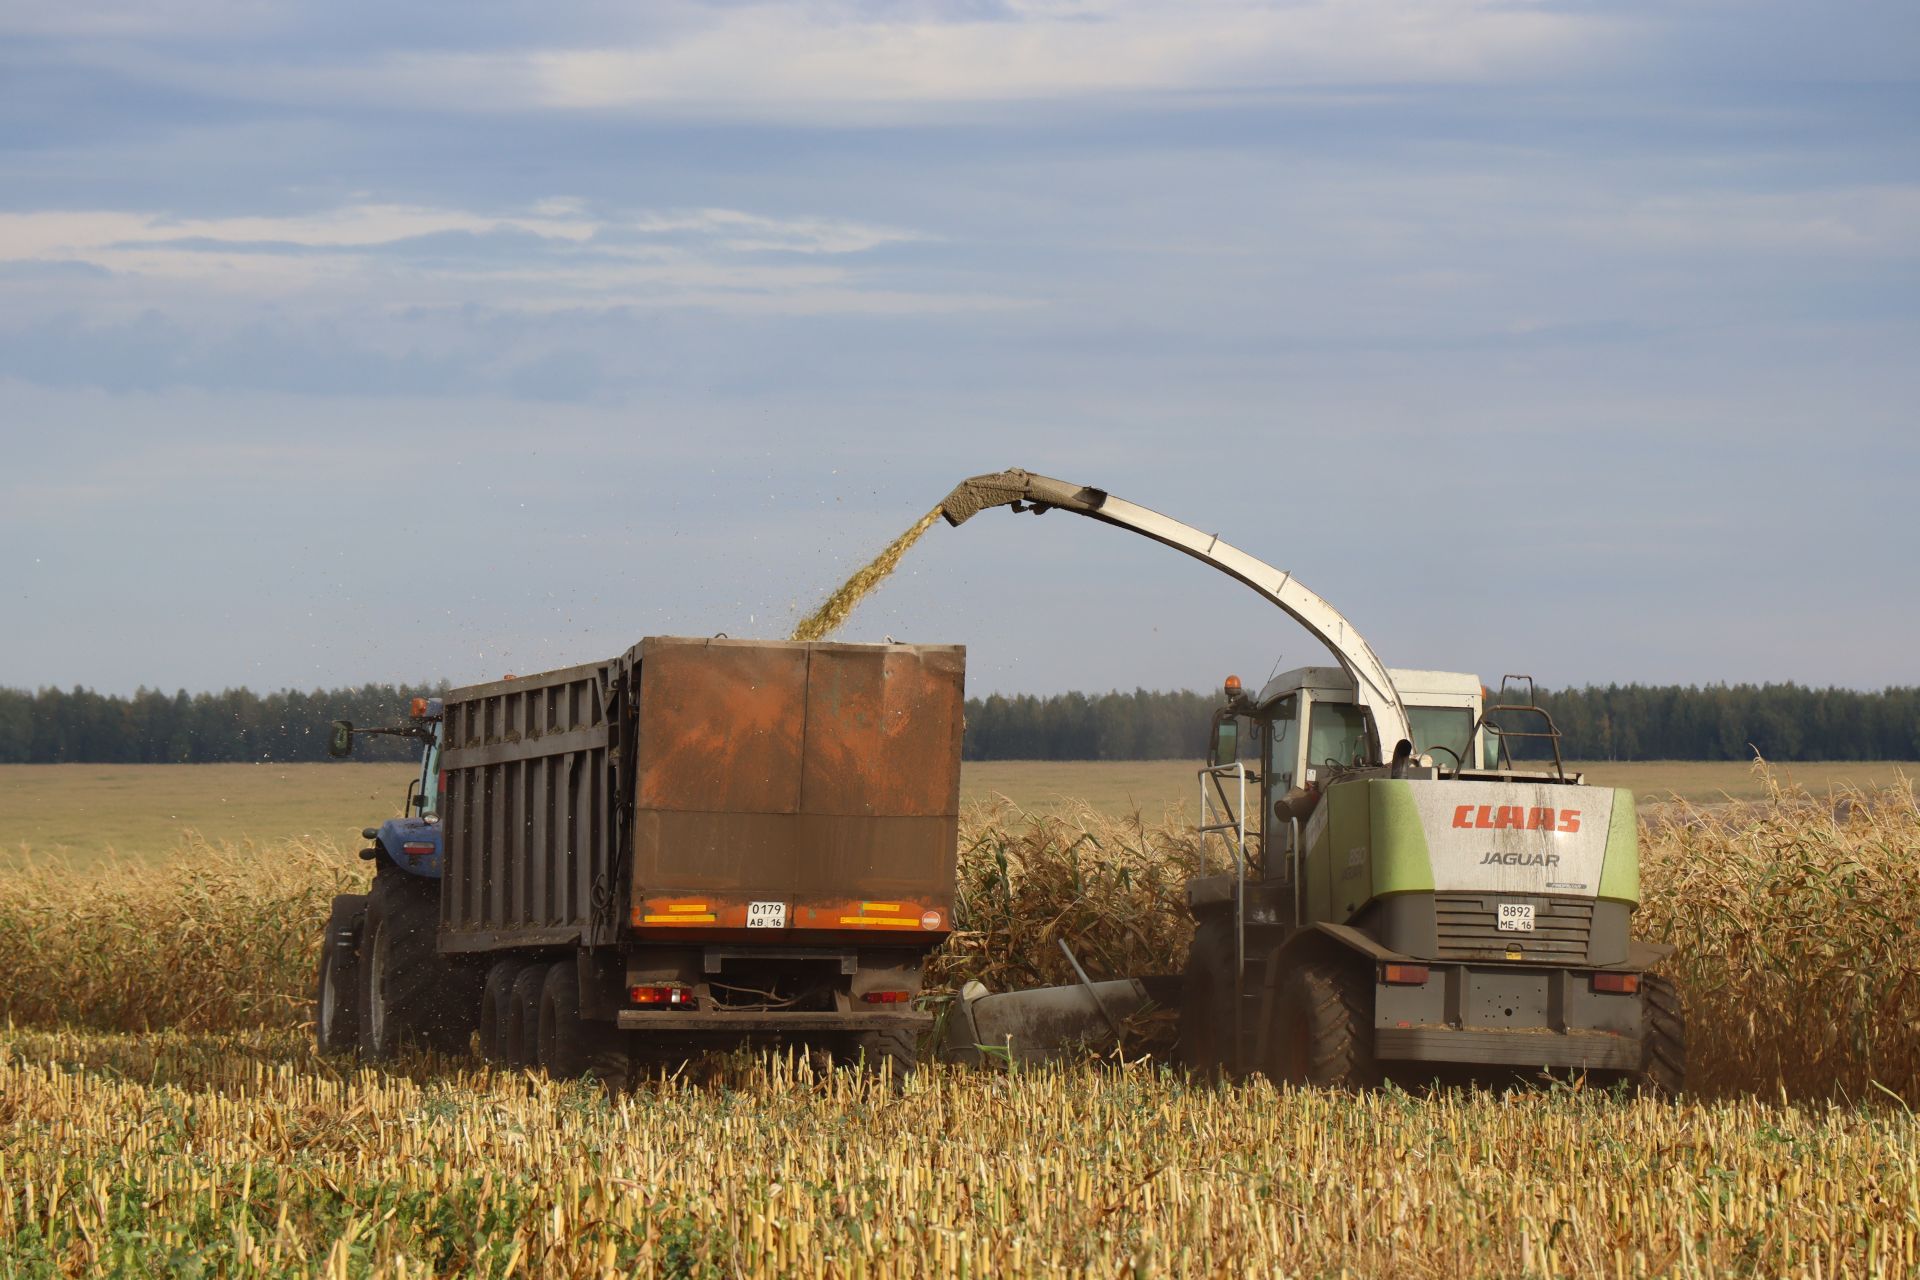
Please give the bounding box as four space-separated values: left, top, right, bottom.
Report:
1197 761 1248 1072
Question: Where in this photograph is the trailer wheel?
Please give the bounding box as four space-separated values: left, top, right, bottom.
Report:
1631 974 1686 1097
503 963 551 1070
480 959 533 1062
1176 917 1238 1077
842 1028 919 1084
314 894 366 1056
358 873 478 1060
1269 955 1379 1090
538 963 592 1078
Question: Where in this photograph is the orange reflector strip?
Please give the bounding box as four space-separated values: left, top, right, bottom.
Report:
666 904 709 914
838 916 923 928
642 914 715 924
861 902 902 913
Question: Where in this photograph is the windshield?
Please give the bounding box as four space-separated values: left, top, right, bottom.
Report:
1407 706 1475 767
1306 701 1368 768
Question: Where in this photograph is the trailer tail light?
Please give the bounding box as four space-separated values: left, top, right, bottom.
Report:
1381 964 1430 986
1592 972 1640 994
630 985 695 1007
861 990 912 1004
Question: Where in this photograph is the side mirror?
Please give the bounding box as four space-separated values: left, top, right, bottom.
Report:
1211 718 1239 767
328 721 354 759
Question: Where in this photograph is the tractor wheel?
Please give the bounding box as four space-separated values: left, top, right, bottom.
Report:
841 1028 919 1084
480 958 534 1062
1631 974 1686 1097
314 894 366 1056
503 963 551 1070
1268 955 1379 1090
1176 916 1239 1077
357 873 479 1060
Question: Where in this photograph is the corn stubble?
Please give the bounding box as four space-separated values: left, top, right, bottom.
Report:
2 770 1917 1276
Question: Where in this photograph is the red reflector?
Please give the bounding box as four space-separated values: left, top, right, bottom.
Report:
1592 972 1640 994
861 990 911 1004
1382 964 1430 986
401 842 434 855
629 985 694 1006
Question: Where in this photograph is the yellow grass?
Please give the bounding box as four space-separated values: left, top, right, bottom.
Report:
1 1028 1915 1278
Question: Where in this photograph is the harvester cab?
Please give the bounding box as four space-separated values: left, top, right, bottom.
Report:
939 468 1684 1092
326 698 446 880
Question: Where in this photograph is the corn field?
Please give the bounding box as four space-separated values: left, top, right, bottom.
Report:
1 769 1916 1275
2 1028 1916 1278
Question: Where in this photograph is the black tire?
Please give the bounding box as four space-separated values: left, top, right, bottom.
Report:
503 962 551 1070
357 872 479 1060
538 962 591 1078
1632 974 1686 1097
314 894 366 1056
1176 917 1239 1077
841 1027 919 1084
480 958 534 1062
1267 955 1379 1090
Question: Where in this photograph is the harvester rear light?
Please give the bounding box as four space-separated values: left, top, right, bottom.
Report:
630 985 695 1007
1381 964 1430 986
861 990 912 1004
1592 972 1640 994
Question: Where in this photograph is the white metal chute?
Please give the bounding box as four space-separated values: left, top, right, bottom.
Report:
940 467 1414 765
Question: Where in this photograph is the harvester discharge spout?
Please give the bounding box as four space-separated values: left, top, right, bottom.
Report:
939 467 1413 767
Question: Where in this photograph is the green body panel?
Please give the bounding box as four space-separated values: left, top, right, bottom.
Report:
1597 788 1640 904
1368 781 1434 896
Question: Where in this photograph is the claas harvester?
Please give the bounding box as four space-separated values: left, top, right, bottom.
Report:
938 469 1684 1091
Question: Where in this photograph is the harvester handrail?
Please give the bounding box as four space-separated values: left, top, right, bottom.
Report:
941 468 1414 765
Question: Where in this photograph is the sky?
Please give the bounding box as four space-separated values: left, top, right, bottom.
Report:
2 0 1916 699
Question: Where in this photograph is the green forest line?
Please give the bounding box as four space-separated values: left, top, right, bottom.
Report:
2 681 1916 764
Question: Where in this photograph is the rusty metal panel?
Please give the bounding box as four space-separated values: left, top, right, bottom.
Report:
800 643 965 818
629 639 964 948
633 637 807 814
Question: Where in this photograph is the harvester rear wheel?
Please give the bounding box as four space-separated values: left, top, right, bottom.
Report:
314 895 366 1055
480 958 534 1062
1176 917 1238 1077
1631 974 1686 1097
1269 956 1379 1090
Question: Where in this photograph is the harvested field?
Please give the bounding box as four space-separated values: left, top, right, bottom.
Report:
2 1028 1914 1277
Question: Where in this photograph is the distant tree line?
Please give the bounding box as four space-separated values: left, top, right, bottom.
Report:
0 681 1915 764
961 684 1920 762
0 685 442 764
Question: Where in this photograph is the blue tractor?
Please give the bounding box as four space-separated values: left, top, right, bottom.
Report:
316 698 480 1058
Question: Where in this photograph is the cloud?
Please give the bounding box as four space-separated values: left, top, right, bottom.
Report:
0 201 980 315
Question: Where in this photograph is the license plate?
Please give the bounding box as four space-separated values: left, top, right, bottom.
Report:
746 901 787 930
1497 903 1535 932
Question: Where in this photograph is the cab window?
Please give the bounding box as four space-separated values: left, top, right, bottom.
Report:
419 724 442 818
1306 701 1368 768
1406 706 1475 768
1264 696 1300 791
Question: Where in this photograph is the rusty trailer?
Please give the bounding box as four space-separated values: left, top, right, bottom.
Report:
320 636 964 1082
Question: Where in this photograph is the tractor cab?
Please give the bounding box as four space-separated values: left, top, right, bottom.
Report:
327 697 446 879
